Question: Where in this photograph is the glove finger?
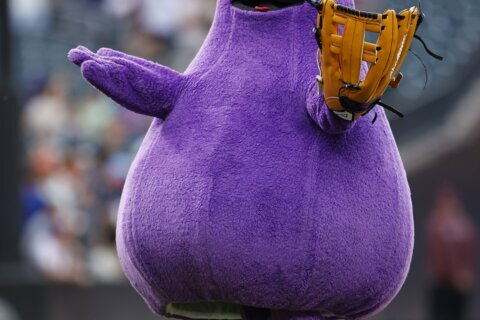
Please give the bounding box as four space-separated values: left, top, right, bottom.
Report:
369 12 399 101
340 19 364 85
355 10 398 103
68 46 97 67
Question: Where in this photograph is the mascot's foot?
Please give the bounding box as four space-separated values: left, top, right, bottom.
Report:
241 306 271 320
241 309 325 320
270 310 325 320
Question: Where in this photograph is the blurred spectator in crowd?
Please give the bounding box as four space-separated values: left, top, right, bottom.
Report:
9 0 53 32
22 72 71 150
427 185 477 320
0 299 20 320
20 74 143 284
15 0 216 285
22 202 88 284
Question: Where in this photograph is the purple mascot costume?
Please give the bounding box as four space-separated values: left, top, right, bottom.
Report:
68 0 413 319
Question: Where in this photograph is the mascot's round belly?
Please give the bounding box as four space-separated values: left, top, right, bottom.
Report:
116 72 413 319
69 0 414 319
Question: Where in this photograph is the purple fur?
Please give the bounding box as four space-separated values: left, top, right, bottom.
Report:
68 0 413 319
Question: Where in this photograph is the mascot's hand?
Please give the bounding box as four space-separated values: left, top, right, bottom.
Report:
308 0 442 122
68 46 186 118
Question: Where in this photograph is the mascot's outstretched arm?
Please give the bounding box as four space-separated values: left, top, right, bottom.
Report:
68 46 187 119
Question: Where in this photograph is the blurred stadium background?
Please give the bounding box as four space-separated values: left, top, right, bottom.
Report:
0 0 478 319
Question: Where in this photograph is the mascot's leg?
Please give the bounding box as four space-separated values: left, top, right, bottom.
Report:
269 310 325 320
241 309 326 320
241 306 271 320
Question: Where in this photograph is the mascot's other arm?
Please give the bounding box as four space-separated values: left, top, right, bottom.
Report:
306 82 357 135
68 46 187 119
305 0 442 134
